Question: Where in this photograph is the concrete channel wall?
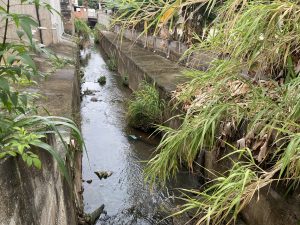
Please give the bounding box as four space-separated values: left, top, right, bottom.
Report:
99 30 300 225
0 42 81 225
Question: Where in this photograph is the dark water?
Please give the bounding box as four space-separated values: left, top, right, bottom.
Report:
80 45 198 225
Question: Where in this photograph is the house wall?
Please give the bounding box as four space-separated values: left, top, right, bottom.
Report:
0 0 65 46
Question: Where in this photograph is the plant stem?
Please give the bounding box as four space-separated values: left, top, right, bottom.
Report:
35 2 43 44
0 0 10 63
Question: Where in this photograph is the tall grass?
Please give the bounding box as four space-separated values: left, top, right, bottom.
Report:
75 18 92 40
127 82 163 130
110 0 300 223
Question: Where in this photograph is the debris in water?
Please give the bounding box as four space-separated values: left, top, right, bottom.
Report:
94 171 113 180
86 179 93 184
83 89 95 96
127 135 141 141
80 204 105 225
91 97 98 102
98 76 106 85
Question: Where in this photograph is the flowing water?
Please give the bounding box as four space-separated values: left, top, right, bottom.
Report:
80 45 198 225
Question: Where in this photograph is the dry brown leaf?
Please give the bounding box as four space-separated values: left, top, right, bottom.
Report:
237 138 246 149
228 80 250 97
257 141 268 162
252 139 264 151
295 60 300 74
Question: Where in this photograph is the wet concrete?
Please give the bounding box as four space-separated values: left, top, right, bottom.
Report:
80 45 198 224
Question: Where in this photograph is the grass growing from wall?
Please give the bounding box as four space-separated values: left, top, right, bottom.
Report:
140 0 300 224
107 56 117 71
127 82 164 131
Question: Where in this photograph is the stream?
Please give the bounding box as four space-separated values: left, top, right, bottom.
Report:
80 45 198 225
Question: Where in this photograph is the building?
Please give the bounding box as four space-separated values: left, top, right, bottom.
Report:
0 0 73 46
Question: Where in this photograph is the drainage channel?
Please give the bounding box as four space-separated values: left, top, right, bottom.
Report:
80 44 198 225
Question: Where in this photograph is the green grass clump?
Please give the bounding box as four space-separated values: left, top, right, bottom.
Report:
74 18 92 41
98 76 106 85
93 23 106 44
107 57 117 71
127 82 163 130
122 75 129 86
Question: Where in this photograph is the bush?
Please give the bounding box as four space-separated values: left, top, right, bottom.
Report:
127 82 163 130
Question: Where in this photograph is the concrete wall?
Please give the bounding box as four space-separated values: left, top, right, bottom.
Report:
0 0 64 46
113 25 215 71
0 42 81 225
0 136 77 225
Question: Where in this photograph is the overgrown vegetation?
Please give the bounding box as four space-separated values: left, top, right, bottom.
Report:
127 82 163 130
111 0 300 224
0 0 82 180
107 56 117 71
93 23 106 44
75 18 92 43
107 0 215 42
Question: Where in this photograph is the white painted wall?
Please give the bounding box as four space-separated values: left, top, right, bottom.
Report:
48 0 65 43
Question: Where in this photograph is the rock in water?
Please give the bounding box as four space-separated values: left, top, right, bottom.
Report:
85 204 105 225
91 97 98 102
94 171 113 180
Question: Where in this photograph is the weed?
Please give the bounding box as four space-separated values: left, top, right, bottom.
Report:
107 57 117 71
98 76 106 85
122 75 129 86
74 18 92 41
93 23 106 44
127 82 163 130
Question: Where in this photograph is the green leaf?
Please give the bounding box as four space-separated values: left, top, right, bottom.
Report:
0 92 9 106
32 158 41 169
31 141 71 184
20 54 36 70
22 153 28 162
16 30 25 39
19 15 38 44
7 55 16 65
0 77 9 92
8 151 17 157
20 95 27 106
26 157 33 167
10 92 18 106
